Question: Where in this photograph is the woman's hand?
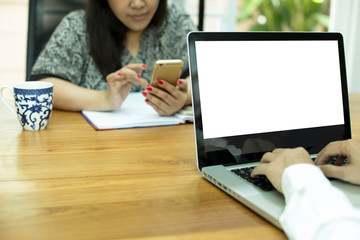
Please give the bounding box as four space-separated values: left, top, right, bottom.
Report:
142 78 191 116
105 63 148 110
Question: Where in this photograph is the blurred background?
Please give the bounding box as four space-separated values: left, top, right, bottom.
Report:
1 0 359 92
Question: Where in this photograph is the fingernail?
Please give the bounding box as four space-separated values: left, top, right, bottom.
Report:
142 91 147 97
117 73 123 76
142 64 147 68
158 80 164 85
146 86 153 91
178 79 183 85
137 74 141 79
145 99 150 103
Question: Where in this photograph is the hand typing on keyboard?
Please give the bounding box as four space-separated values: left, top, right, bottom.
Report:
251 139 360 193
251 147 313 193
314 139 360 185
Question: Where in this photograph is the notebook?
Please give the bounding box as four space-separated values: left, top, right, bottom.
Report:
187 31 360 229
82 93 193 130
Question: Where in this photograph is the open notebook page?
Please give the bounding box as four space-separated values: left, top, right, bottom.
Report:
82 92 193 130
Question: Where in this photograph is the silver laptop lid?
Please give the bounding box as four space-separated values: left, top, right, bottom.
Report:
187 32 351 170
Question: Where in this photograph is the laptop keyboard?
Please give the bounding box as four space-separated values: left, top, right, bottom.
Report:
312 157 347 166
231 157 347 192
231 167 275 192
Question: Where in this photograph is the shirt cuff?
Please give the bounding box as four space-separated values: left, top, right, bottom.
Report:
281 163 330 203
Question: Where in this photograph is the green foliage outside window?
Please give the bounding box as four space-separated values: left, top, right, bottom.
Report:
238 0 331 31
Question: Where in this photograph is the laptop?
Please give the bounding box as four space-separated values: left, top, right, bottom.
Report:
187 31 360 229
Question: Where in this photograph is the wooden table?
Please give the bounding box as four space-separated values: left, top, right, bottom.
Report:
1 94 359 240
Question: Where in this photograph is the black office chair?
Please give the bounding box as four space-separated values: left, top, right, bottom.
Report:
25 0 205 81
26 0 87 81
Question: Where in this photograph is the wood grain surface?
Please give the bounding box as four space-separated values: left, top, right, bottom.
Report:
0 94 359 240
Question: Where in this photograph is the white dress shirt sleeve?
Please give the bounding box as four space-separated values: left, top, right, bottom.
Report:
280 164 360 240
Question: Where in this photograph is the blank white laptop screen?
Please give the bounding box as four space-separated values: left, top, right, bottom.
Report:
195 40 344 139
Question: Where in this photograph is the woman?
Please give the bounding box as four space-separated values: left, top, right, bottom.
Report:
30 0 196 115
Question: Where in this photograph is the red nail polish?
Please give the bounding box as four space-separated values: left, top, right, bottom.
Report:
142 64 147 68
158 80 164 85
145 99 150 103
142 91 147 97
178 79 183 85
146 87 152 91
137 74 141 79
117 73 122 76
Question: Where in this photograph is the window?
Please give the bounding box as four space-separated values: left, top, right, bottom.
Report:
237 0 331 31
169 0 238 31
330 0 360 93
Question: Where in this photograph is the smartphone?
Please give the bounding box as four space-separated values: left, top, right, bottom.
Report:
150 59 184 88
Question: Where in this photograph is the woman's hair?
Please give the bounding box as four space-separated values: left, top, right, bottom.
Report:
86 0 168 78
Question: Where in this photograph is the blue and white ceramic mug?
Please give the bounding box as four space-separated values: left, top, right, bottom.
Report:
0 82 53 131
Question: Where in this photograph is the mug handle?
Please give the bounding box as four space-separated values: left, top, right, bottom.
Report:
0 86 17 117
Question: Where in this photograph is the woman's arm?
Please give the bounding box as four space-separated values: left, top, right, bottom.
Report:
40 64 148 112
39 78 109 111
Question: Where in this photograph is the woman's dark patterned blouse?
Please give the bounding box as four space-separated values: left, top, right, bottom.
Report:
30 4 197 92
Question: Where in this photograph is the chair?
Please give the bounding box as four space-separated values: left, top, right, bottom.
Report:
25 0 205 81
26 0 87 81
